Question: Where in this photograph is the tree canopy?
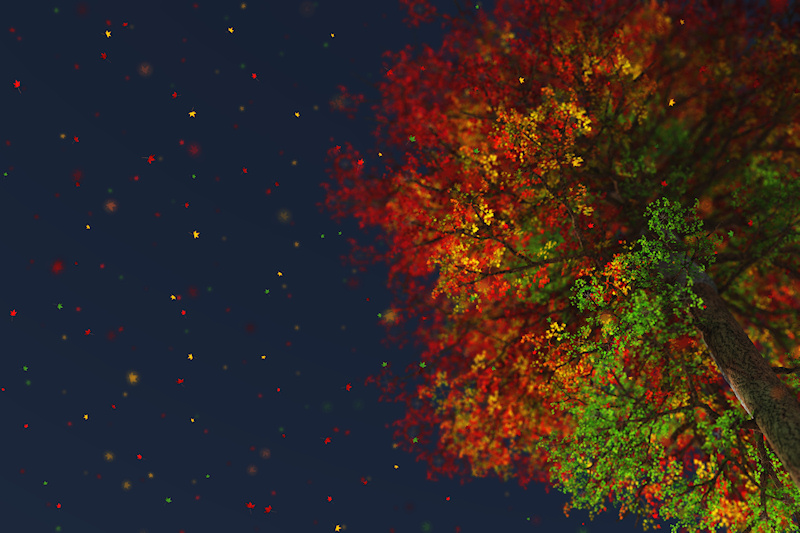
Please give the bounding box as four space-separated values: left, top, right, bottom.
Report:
319 0 800 531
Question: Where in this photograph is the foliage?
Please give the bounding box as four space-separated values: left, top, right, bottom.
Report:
319 0 800 531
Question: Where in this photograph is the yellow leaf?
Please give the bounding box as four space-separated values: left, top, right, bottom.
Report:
192 230 200 239
189 109 197 117
105 30 112 38
668 98 675 106
227 27 234 33
187 353 193 360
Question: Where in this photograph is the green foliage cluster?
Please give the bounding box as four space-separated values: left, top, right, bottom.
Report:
532 197 800 532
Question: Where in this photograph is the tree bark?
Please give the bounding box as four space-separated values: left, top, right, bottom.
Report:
687 280 800 493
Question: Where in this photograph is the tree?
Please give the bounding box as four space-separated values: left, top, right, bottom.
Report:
319 0 800 531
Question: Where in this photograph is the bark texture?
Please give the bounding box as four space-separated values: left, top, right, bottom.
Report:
688 280 800 492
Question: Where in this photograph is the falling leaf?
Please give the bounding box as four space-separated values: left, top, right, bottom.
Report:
187 353 193 360
669 98 675 106
10 309 17 317
100 52 108 61
145 154 155 164
251 73 258 80
189 109 197 118
335 526 342 532
73 136 79 143
264 505 272 513
295 112 300 117
171 91 180 99
105 30 112 38
242 167 248 173
12 80 21 93
245 501 255 510
345 383 352 391
192 230 200 239
165 497 172 503
227 27 234 33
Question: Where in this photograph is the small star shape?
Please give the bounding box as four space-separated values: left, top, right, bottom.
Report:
192 230 200 239
189 109 197 118
669 98 675 106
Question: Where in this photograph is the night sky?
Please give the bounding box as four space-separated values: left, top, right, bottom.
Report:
0 1 695 532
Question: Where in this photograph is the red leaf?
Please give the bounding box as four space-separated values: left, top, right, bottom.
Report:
264 505 272 513
245 501 255 509
10 309 17 317
12 80 20 88
146 155 155 164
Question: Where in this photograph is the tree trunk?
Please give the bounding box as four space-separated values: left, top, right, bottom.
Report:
688 280 800 493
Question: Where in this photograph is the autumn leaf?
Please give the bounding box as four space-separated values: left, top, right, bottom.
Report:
171 91 180 99
12 80 21 93
263 505 272 513
104 30 111 38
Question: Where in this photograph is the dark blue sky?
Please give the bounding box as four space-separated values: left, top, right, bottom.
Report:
0 1 723 532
